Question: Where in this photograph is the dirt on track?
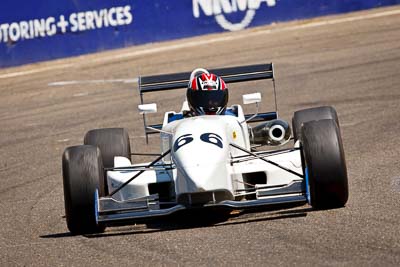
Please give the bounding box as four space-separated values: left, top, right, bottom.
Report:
1 6 400 266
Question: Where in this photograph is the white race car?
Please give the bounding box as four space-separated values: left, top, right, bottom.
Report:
62 63 348 234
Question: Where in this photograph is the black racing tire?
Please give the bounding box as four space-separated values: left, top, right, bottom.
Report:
301 119 349 209
84 128 131 195
292 106 339 142
84 128 131 168
62 145 105 234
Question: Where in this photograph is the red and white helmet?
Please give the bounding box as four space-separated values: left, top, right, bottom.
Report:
187 69 228 115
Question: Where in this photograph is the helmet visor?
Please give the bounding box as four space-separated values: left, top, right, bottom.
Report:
188 90 228 113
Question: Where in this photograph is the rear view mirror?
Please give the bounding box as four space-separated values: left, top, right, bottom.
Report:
242 93 261 105
138 103 157 114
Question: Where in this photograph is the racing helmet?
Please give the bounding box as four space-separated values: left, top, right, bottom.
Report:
187 71 229 115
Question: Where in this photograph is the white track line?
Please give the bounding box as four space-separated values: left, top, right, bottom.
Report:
1 7 400 80
48 78 138 87
0 63 73 79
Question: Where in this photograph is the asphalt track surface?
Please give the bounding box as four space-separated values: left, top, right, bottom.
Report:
1 6 400 266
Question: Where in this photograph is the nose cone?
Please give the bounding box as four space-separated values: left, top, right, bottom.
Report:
172 117 232 193
179 162 227 192
172 117 228 166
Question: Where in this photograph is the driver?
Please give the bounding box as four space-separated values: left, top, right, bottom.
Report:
186 69 229 115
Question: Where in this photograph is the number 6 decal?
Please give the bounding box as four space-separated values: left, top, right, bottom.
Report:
200 133 223 149
173 134 194 152
174 133 223 152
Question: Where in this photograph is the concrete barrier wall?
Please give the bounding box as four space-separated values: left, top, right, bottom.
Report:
1 0 399 68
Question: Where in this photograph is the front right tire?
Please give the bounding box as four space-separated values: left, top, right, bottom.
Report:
301 119 349 209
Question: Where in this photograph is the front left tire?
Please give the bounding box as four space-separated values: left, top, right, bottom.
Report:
62 145 105 234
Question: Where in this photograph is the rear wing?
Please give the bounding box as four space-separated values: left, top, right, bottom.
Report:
138 63 278 137
139 63 274 92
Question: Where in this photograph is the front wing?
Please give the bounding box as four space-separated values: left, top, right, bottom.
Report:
95 144 307 225
95 180 307 225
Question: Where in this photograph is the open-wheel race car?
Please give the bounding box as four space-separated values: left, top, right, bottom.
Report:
62 63 349 234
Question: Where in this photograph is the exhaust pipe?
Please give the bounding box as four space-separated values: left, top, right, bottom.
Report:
249 119 291 146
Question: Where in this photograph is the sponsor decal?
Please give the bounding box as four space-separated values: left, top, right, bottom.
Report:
192 0 277 31
0 5 133 43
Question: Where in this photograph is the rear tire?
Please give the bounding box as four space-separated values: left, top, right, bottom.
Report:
84 128 131 195
292 106 339 142
301 119 348 209
62 145 105 234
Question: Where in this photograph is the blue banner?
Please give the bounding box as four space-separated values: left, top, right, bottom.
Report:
1 0 399 67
